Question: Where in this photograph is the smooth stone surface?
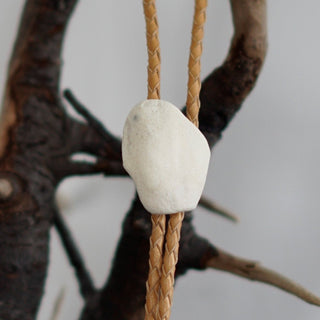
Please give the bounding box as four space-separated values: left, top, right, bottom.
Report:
122 99 210 214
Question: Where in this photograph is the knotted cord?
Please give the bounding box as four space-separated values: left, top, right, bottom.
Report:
143 1 208 319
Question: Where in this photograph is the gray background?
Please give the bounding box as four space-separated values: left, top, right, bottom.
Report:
1 1 320 319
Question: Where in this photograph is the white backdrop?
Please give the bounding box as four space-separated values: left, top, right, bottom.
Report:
1 1 320 320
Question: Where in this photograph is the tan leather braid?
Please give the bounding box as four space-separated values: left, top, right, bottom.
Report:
143 1 207 319
186 0 208 128
145 214 166 320
158 1 207 319
158 211 184 320
143 1 165 320
143 0 161 100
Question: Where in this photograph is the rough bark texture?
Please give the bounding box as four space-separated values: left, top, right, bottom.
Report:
1 1 319 320
0 1 122 319
0 2 77 319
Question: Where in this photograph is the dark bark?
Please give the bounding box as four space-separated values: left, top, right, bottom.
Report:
0 0 127 317
53 207 95 299
199 0 267 148
0 1 78 318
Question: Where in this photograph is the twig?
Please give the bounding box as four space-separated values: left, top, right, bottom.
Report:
206 247 320 306
199 196 239 222
50 288 66 320
64 89 116 142
53 208 96 299
56 160 127 180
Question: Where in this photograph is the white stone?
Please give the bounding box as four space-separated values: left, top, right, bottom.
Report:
122 99 210 214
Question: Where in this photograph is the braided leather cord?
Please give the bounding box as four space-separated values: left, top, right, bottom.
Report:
186 0 207 128
158 1 207 319
158 211 184 320
143 0 161 100
143 1 207 319
143 1 166 319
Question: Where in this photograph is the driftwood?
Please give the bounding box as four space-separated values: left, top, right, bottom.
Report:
0 1 319 319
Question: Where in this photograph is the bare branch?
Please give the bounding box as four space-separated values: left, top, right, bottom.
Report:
49 89 126 180
53 159 127 180
199 0 267 147
0 1 78 319
64 89 120 149
199 196 239 222
50 288 66 320
53 208 96 299
206 247 320 306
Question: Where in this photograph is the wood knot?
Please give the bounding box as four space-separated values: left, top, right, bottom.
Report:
0 172 38 215
0 178 14 200
0 172 23 205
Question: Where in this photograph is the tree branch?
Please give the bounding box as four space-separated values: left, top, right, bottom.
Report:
205 247 320 307
48 90 126 181
199 0 267 148
53 208 96 299
199 196 239 223
0 1 78 319
64 89 120 149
